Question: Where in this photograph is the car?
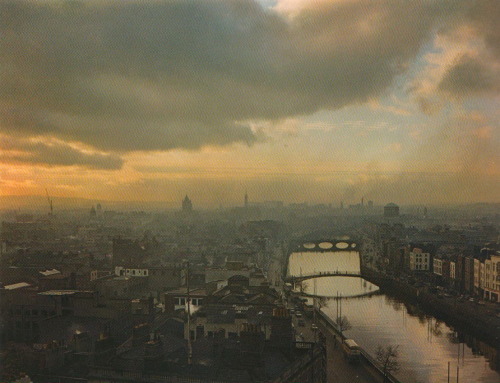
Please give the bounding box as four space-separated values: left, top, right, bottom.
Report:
342 339 361 363
295 312 302 318
311 324 318 331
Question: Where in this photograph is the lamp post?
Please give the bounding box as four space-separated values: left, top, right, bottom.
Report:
185 261 192 365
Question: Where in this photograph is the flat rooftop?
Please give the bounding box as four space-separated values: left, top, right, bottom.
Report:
38 290 79 296
4 282 31 290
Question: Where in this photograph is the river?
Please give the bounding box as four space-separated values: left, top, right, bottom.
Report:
288 250 500 383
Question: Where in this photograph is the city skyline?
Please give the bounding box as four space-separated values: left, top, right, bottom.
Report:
1 0 499 208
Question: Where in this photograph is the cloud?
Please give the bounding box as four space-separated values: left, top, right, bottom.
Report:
438 54 500 97
411 0 500 108
0 0 479 157
0 135 123 169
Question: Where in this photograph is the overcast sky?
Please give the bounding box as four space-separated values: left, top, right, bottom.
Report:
1 0 499 207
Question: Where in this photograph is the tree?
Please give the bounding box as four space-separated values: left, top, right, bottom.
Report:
375 345 400 382
298 280 309 294
336 315 352 333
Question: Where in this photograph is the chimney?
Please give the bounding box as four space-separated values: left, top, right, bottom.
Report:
69 272 77 289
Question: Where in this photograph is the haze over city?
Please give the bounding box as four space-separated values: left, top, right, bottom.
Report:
1 0 499 208
1 3 500 382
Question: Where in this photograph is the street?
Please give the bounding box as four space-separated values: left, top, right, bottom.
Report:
290 304 383 383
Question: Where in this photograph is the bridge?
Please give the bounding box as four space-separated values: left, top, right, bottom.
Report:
284 239 362 278
289 239 359 253
285 270 363 283
284 267 391 292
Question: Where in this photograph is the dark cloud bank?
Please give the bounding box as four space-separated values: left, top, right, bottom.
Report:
0 0 498 168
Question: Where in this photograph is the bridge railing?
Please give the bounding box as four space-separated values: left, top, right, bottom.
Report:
287 270 362 280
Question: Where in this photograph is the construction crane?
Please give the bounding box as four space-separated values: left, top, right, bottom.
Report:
45 188 53 216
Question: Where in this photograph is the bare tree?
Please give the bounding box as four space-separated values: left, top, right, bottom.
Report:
375 345 400 382
336 315 352 333
315 296 328 309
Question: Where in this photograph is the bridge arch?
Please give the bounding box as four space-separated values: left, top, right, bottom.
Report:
293 239 358 253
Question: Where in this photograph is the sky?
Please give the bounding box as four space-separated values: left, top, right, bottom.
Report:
0 0 499 208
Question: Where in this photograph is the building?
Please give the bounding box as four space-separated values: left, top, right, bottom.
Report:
481 254 500 302
383 203 399 218
409 247 431 272
433 257 444 276
163 287 207 314
182 195 193 212
474 258 482 295
450 261 456 282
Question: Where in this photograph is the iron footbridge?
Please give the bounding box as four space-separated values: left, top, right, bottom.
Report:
285 271 363 283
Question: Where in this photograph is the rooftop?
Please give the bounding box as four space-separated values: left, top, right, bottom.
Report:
39 268 61 277
3 282 31 290
38 290 79 296
165 287 207 296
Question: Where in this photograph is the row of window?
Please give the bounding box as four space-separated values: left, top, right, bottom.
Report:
118 269 178 276
176 298 203 306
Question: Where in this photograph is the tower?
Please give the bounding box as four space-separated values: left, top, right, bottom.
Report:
182 195 193 212
244 191 248 208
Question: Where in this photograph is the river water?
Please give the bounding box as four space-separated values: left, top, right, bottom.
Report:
288 251 500 383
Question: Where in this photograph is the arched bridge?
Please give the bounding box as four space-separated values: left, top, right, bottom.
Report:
284 238 361 278
291 239 358 253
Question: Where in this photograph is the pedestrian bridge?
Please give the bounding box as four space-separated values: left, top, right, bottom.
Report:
285 271 363 283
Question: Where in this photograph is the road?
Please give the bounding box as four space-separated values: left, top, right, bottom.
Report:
290 305 384 383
